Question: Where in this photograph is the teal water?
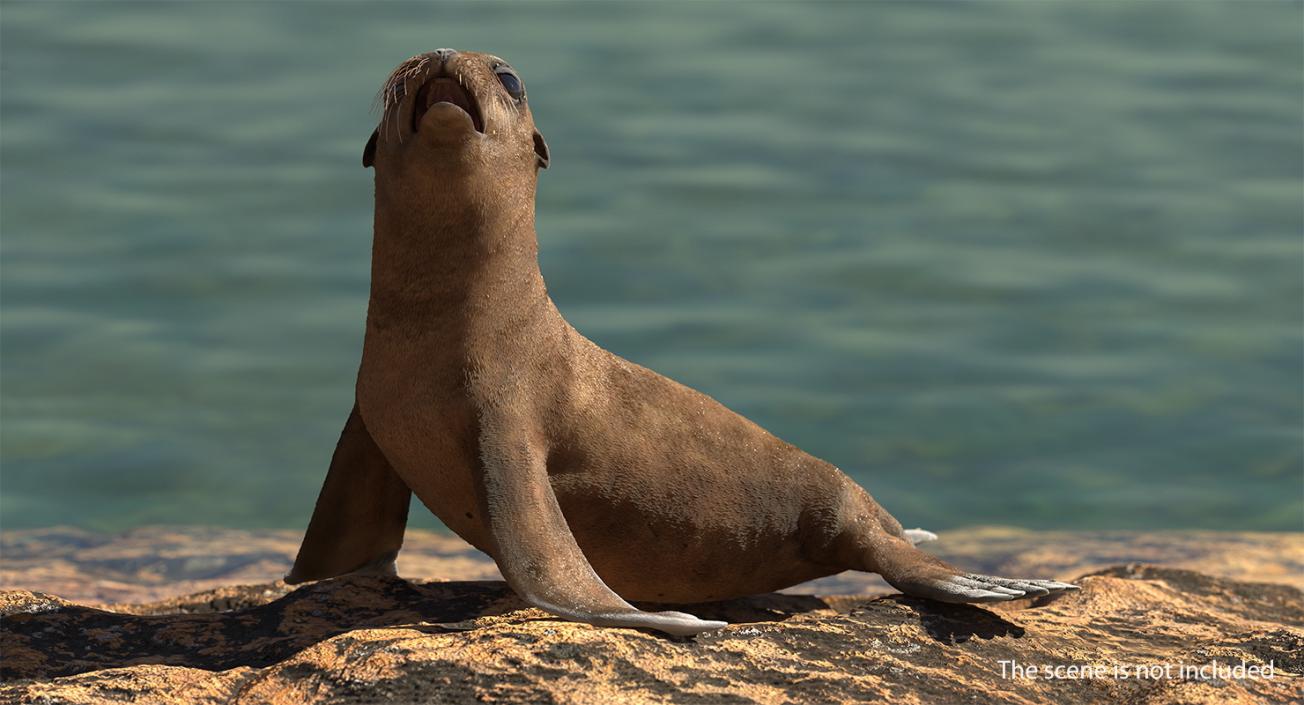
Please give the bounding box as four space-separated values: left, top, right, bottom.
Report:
2 2 1300 533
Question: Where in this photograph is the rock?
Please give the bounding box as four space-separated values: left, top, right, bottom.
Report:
1 529 1301 704
0 526 499 606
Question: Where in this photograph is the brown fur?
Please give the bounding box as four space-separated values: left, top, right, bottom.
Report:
289 50 1076 635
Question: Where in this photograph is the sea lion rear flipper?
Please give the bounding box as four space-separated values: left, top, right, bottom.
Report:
477 416 726 636
286 402 412 584
868 536 1079 604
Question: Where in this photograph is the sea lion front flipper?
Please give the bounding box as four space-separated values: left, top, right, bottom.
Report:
867 536 1079 604
286 402 412 584
477 417 726 637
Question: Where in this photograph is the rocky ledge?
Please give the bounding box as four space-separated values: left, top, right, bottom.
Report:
1 528 1300 704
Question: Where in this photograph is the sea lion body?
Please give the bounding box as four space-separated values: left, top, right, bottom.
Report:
290 49 1076 635
361 315 861 602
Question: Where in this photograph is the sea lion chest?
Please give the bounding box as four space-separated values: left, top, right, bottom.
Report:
356 327 493 550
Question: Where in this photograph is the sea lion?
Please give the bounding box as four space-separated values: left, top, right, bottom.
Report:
287 49 1078 636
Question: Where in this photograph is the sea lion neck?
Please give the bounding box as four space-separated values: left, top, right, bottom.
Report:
365 176 549 329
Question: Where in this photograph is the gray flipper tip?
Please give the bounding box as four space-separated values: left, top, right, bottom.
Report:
903 528 938 545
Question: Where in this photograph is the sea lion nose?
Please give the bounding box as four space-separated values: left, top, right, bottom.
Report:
432 48 457 64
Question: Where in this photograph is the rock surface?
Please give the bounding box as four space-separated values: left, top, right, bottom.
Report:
1 528 1300 704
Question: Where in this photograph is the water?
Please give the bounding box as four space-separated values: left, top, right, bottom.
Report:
2 2 1300 534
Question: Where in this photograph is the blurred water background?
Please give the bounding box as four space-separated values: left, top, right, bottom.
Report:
2 2 1300 533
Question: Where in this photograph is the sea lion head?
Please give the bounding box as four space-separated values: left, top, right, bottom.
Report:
364 49 549 186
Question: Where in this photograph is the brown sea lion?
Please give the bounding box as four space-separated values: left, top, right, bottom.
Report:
287 49 1077 636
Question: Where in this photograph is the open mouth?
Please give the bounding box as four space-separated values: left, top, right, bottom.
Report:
412 77 484 133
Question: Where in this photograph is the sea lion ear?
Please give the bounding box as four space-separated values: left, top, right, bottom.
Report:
532 130 550 170
362 129 379 168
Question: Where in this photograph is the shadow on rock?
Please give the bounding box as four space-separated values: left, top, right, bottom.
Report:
1 577 840 680
0 576 522 680
642 593 833 626
887 595 1026 644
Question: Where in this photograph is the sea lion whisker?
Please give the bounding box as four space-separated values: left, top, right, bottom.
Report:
374 53 437 143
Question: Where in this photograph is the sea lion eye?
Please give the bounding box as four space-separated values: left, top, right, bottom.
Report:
496 69 525 102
